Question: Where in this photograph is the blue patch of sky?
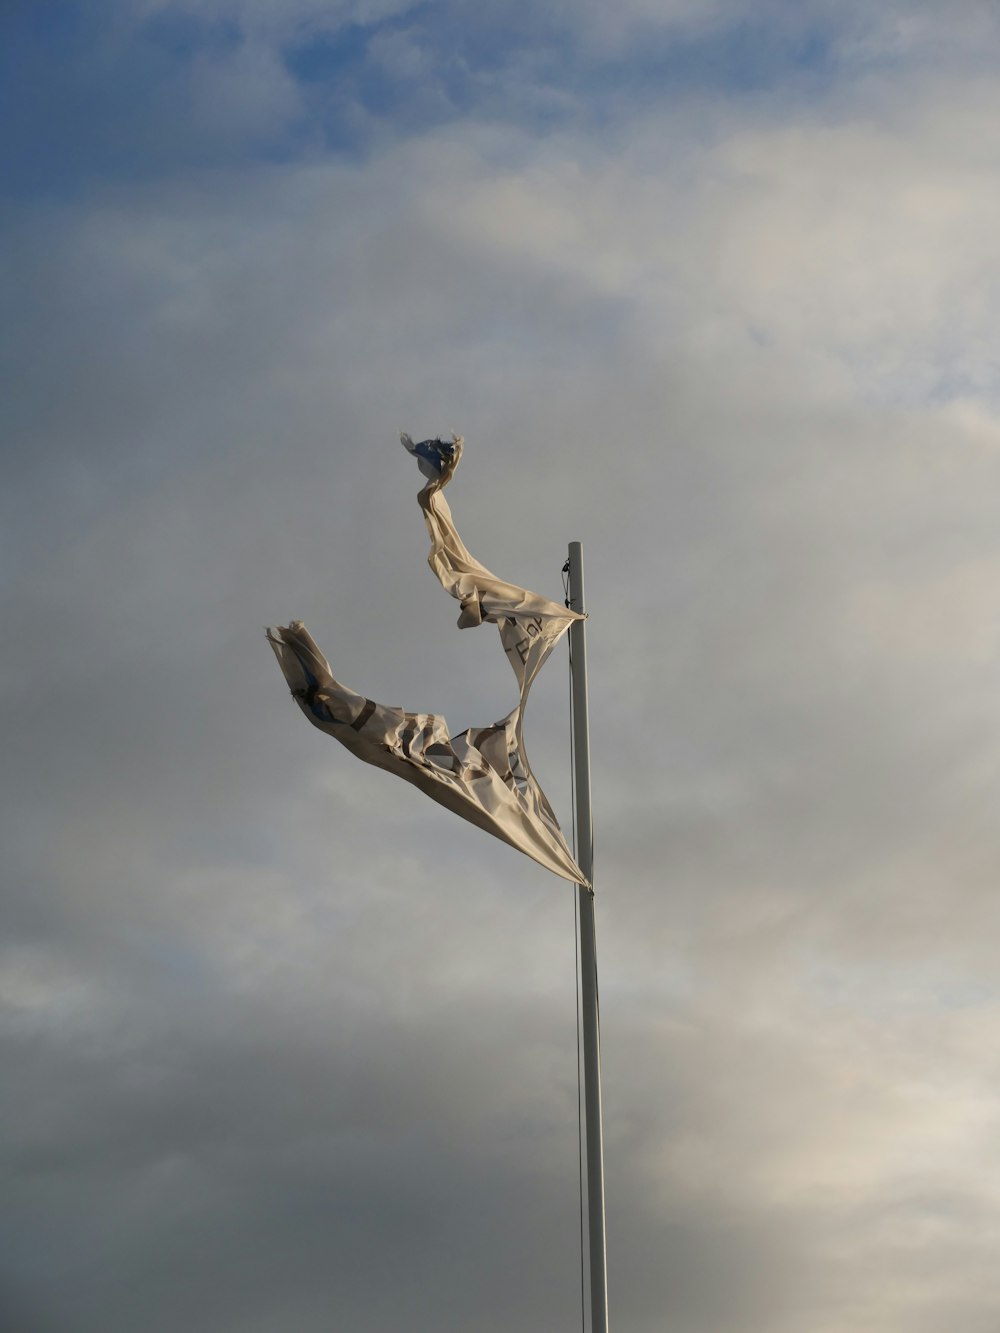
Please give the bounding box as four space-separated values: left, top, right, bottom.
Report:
139 7 244 63
1 1 95 197
278 9 844 155
285 23 374 85
1 4 261 200
1 0 82 47
2 1 847 200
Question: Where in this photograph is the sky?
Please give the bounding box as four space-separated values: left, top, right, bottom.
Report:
4 1 1000 1330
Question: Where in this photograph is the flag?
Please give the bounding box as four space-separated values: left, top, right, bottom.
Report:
267 434 586 885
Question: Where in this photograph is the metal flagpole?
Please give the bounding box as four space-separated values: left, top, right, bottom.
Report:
567 541 608 1333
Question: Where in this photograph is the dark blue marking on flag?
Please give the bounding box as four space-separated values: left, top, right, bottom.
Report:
413 437 457 476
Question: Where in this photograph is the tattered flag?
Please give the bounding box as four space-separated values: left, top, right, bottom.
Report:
267 435 586 885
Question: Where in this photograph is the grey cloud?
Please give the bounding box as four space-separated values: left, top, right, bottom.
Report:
6 49 1000 1333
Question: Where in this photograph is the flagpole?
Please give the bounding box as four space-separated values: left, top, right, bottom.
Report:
567 541 608 1333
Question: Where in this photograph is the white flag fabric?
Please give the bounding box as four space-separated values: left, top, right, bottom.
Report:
267 434 586 885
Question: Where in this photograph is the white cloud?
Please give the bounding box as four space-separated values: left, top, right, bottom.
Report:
414 92 1000 406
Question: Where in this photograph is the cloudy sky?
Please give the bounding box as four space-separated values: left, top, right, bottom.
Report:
5 2 1000 1330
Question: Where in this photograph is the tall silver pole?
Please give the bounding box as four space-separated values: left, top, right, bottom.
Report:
567 541 608 1333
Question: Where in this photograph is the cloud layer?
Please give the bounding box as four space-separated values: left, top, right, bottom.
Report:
4 3 1000 1330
